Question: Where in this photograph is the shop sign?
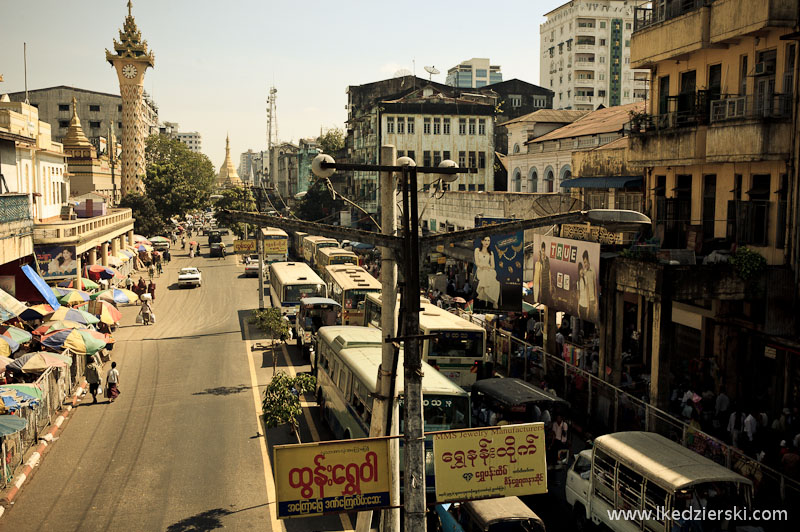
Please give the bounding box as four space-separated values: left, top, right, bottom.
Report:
263 237 288 255
233 239 256 254
274 437 392 519
433 423 547 502
764 346 777 359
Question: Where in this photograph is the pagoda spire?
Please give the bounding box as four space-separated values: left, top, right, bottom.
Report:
63 96 93 149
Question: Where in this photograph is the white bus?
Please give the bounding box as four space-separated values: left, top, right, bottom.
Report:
302 235 338 266
314 325 470 494
364 293 486 388
314 247 358 276
291 231 307 260
323 264 381 326
260 227 289 263
268 262 327 321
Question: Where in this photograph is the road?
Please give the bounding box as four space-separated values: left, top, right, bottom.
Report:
2 234 358 532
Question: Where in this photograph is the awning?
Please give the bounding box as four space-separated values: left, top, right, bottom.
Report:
560 176 643 189
119 250 135 259
20 265 61 310
0 288 27 322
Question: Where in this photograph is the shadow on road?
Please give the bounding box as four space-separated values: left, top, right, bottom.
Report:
165 503 270 532
193 384 250 396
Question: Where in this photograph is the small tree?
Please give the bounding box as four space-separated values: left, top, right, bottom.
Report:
215 186 257 238
262 372 316 442
249 307 289 371
316 127 344 154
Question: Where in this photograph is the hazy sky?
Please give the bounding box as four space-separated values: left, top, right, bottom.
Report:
1 0 567 169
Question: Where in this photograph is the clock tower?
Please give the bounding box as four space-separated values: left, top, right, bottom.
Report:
105 1 154 196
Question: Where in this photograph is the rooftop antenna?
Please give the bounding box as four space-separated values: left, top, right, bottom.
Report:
23 42 29 104
424 65 440 81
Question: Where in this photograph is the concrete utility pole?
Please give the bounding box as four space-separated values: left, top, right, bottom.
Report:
257 228 265 309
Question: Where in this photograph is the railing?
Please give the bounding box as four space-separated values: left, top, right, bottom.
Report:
634 1 711 32
33 208 133 242
575 60 595 68
0 193 32 224
575 78 596 87
574 95 593 103
710 93 793 122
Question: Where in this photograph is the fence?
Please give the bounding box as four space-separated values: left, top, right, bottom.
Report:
454 310 800 505
1 352 88 490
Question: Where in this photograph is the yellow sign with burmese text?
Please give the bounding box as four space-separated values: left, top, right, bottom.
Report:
433 423 547 502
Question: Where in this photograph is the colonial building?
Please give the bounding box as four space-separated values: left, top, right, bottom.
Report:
541 0 649 110
217 134 243 189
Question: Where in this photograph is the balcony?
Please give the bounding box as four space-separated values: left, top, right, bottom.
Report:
575 60 595 68
631 2 710 68
575 44 596 51
575 78 596 87
34 208 134 246
634 1 710 32
574 95 594 103
710 0 799 43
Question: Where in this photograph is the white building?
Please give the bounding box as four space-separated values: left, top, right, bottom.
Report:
177 131 202 153
446 58 502 88
238 149 258 183
381 85 495 192
540 0 649 110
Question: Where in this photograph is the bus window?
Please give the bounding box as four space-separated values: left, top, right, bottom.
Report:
400 395 470 432
428 332 483 358
285 283 326 301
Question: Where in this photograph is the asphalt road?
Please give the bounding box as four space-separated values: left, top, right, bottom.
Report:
2 235 358 532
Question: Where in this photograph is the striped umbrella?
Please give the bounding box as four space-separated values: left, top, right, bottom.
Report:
46 307 100 325
85 264 119 280
32 320 90 336
6 351 70 373
79 300 121 325
92 288 139 304
136 244 153 252
40 329 106 355
57 278 100 291
57 290 92 306
0 383 44 400
149 236 170 243
133 235 151 244
0 335 20 357
0 325 33 344
19 304 55 321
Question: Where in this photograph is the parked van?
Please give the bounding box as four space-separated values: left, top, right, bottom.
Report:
566 431 756 532
434 496 546 532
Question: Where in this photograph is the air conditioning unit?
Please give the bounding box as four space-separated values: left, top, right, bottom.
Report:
754 62 775 75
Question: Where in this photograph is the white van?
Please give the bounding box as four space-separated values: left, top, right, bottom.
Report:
566 431 757 532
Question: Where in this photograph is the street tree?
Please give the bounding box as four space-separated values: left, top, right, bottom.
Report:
249 307 289 372
214 186 256 238
262 371 316 442
294 178 341 222
118 193 166 237
144 134 215 219
316 127 344 154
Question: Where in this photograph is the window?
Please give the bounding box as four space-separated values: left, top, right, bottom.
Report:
397 117 405 134
458 119 466 135
423 118 431 134
625 40 630 47
89 121 101 129
739 55 749 95
703 175 717 239
118 105 123 112
407 150 415 162
433 118 441 135
777 174 788 248
458 151 466 167
423 151 431 166
478 152 486 169
599 73 605 80
58 104 70 112
599 21 606 28
59 120 70 128
407 118 415 134
386 117 395 134
118 122 123 129
89 104 100 112
443 150 451 161
478 119 486 135
475 69 487 78
599 56 606 64
599 90 607 97
625 22 631 30
468 152 476 168
397 150 405 157
469 119 476 135
599 38 607 46
433 152 442 166
443 118 450 135
511 95 522 107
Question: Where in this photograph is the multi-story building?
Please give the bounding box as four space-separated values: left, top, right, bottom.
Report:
540 0 649 110
446 58 502 88
297 139 320 196
620 0 800 413
238 149 258 183
271 142 299 200
177 131 202 153
6 86 159 154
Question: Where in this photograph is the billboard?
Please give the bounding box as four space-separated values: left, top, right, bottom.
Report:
433 423 548 502
263 236 288 256
528 236 600 323
273 437 392 519
35 245 78 279
470 218 523 313
233 239 256 254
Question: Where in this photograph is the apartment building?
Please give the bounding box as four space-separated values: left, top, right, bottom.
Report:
445 58 502 88
177 131 202 153
540 0 649 110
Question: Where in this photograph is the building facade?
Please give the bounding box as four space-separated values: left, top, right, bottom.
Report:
446 58 502 88
177 131 202 153
238 149 258 183
540 0 649 110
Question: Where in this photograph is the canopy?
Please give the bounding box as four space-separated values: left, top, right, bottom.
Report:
41 329 106 355
473 378 570 410
58 277 100 291
0 287 27 323
33 320 90 336
93 288 138 304
19 304 56 321
21 265 61 309
0 325 33 344
0 415 27 436
47 307 100 325
559 176 643 189
149 236 169 243
0 335 20 357
6 351 70 373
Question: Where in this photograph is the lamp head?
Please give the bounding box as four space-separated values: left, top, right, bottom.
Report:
438 159 459 183
311 154 335 179
396 156 416 167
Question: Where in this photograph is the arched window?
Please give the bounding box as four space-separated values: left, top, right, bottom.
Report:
513 143 520 154
544 166 555 193
559 164 572 186
512 169 522 192
527 168 538 193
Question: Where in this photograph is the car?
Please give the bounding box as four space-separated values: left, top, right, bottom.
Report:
177 267 202 288
216 227 230 236
244 261 267 278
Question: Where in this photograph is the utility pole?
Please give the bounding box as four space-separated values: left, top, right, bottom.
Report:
257 227 265 309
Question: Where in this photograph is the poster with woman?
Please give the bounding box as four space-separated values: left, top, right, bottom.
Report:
35 245 78 278
470 218 523 313
527 236 600 323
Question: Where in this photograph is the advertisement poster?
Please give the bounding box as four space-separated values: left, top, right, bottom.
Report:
528 236 600 323
471 217 523 313
233 239 256 254
274 437 392 519
35 245 78 279
433 423 548 502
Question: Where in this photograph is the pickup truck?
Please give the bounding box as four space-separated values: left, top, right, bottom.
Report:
178 267 202 288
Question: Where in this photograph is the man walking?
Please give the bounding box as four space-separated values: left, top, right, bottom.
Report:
106 362 120 403
85 355 102 403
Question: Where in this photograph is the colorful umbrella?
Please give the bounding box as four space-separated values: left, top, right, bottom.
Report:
58 278 100 291
0 355 13 367
85 264 120 280
149 236 170 243
0 415 27 437
46 307 100 325
57 290 92 306
106 255 123 267
0 386 40 411
0 335 20 357
6 351 69 373
133 234 151 244
189 241 198 246
137 244 153 252
0 383 44 400
0 325 33 344
40 329 106 355
32 320 90 336
19 304 55 321
79 300 121 325
92 288 139 304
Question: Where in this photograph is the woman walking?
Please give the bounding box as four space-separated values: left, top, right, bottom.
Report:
106 362 120 403
148 280 156 301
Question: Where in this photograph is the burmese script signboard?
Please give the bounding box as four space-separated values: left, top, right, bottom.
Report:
232 239 256 254
273 437 392 519
433 423 548 502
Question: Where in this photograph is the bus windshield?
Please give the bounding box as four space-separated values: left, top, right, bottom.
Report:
400 394 470 432
428 331 484 359
285 284 326 302
318 242 338 249
343 289 380 309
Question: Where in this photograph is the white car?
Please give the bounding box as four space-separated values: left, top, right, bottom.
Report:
244 258 268 278
178 267 202 288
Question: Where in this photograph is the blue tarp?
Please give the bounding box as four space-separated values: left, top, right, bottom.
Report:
560 176 643 189
20 265 61 310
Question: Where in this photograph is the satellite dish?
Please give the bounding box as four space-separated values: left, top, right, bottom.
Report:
424 65 440 81
532 194 588 217
394 69 413 78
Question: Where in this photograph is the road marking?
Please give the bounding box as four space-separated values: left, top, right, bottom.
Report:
245 324 284 532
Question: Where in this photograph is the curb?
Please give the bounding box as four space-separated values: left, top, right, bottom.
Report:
1 382 87 515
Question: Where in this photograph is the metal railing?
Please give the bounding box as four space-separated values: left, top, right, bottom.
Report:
710 93 793 122
634 1 712 32
0 194 32 224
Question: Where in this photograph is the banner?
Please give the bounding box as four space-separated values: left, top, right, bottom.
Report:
528 236 600 323
233 239 256 254
471 218 523 313
433 423 547 502
274 437 392 519
263 237 288 256
34 245 78 278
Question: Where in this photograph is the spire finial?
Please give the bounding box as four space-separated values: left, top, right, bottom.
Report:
127 0 133 17
71 96 80 122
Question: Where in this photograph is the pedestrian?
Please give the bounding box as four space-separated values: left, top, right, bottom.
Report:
125 273 134 291
136 277 147 302
106 361 120 403
148 280 156 301
148 263 155 280
156 260 163 276
552 414 569 451
85 355 102 403
555 328 565 357
164 249 171 264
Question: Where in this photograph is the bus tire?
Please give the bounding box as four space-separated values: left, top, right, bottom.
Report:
573 505 591 532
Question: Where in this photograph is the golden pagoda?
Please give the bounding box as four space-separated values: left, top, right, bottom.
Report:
217 134 243 188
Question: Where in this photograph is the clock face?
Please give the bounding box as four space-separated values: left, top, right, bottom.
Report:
122 64 138 79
